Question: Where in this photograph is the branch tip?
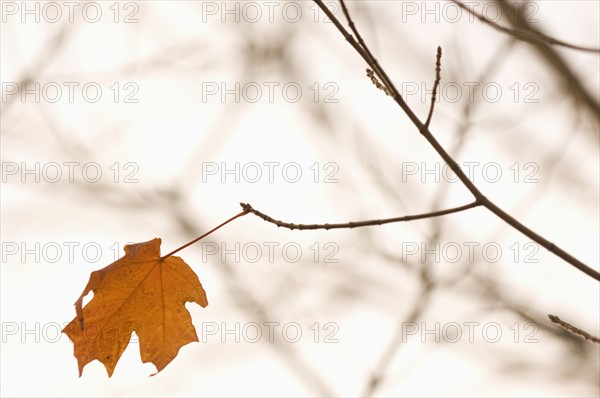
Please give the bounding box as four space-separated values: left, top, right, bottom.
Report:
548 314 600 344
240 202 252 213
425 46 443 128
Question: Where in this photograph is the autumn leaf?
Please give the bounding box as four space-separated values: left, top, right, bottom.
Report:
62 238 208 377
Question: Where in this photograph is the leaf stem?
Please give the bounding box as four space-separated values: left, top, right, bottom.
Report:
161 209 249 259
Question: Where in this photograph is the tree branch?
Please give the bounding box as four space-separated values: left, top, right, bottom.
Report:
240 201 480 231
312 0 600 282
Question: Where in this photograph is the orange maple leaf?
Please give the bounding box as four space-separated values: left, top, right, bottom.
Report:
62 238 208 377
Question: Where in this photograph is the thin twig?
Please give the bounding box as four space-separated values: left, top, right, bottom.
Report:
312 0 600 282
424 46 442 128
240 201 480 231
548 314 600 344
450 0 600 53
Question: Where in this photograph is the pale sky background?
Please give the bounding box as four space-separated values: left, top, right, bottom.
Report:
1 1 599 397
